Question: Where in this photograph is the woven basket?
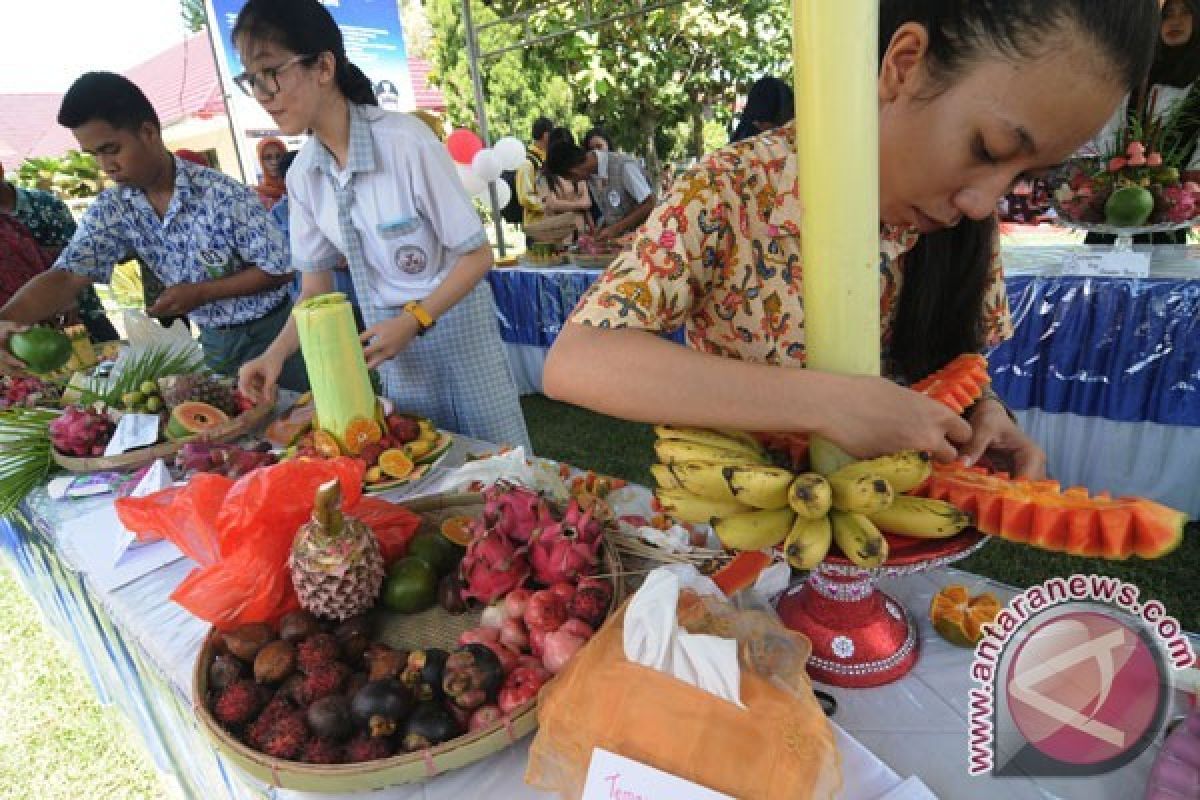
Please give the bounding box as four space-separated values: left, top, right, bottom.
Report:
51 400 272 473
523 214 577 243
193 491 625 792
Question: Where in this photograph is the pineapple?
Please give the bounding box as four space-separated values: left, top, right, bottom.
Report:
158 373 237 415
293 293 378 450
289 478 383 621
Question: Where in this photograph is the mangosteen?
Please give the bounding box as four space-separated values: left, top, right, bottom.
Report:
344 671 370 700
401 702 462 752
442 644 503 710
400 648 448 702
279 610 321 642
279 673 307 706
223 623 274 662
306 695 354 742
364 643 407 681
351 679 413 738
437 573 468 614
335 615 372 642
208 653 245 691
254 640 297 684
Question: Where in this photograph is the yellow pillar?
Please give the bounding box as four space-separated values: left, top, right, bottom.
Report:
792 0 881 473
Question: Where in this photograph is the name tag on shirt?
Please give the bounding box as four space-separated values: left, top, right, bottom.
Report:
377 216 421 237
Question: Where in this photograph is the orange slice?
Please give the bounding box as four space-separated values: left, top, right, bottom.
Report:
378 449 414 480
930 584 1001 647
312 429 343 459
440 515 475 547
343 416 383 456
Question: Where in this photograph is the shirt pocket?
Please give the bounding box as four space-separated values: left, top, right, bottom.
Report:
377 215 436 280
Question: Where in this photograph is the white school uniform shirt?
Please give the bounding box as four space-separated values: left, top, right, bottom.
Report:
1083 85 1200 170
286 104 487 308
594 149 655 203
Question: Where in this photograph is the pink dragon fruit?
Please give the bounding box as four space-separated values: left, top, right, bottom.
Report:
483 484 556 544
528 521 602 586
560 498 606 546
460 527 531 604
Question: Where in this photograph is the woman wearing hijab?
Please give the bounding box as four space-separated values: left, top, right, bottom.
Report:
253 136 288 209
730 76 794 143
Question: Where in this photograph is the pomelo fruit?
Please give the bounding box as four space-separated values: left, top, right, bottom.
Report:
9 328 72 373
1104 185 1154 227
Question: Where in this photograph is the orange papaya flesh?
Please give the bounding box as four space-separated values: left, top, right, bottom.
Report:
911 353 992 414
919 463 1185 560
711 551 773 596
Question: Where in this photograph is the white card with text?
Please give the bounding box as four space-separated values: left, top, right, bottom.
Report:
1061 250 1151 278
581 748 734 800
103 413 162 457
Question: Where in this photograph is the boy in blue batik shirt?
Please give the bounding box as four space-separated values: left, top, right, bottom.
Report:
0 72 307 389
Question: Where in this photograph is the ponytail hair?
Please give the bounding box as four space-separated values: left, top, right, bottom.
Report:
234 0 378 107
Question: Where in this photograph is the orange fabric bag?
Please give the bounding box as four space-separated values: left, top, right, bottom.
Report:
526 596 841 799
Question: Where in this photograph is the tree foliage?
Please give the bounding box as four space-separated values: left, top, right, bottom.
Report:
180 0 207 32
426 0 791 168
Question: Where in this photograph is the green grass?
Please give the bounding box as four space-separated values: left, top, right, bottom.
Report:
0 394 1192 798
520 395 1200 629
0 561 178 800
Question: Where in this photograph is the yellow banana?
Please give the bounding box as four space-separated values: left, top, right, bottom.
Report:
784 514 833 571
787 472 833 519
712 507 796 551
827 470 895 514
654 425 765 458
655 488 749 525
868 495 970 539
654 438 768 466
667 462 794 509
830 510 889 569
650 464 684 491
832 451 932 493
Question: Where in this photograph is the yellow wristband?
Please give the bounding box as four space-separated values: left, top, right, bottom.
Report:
403 301 435 335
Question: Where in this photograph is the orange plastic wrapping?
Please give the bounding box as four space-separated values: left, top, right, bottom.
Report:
115 458 421 629
526 594 842 799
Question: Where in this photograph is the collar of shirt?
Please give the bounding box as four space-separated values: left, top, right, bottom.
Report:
119 155 197 226
594 149 608 179
530 143 546 160
311 103 380 179
13 186 33 217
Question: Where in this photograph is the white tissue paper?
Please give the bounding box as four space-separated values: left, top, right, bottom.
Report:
110 459 174 562
443 447 569 500
623 565 744 707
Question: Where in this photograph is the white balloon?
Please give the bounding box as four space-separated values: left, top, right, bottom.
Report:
494 136 528 171
475 178 512 211
457 163 486 197
471 148 503 183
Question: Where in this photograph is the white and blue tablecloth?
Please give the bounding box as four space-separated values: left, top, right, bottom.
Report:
487 247 1200 516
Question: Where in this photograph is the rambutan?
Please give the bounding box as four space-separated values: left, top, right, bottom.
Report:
296 662 351 706
245 694 296 749
297 633 341 673
213 679 265 726
301 737 344 765
261 712 310 760
344 733 394 763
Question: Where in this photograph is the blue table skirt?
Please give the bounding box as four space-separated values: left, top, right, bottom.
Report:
489 253 1200 428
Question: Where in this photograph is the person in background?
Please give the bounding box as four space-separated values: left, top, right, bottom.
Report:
730 76 795 143
545 0 1158 478
545 137 656 242
0 214 52 309
583 127 612 152
0 162 118 341
516 116 553 227
0 71 306 388
254 136 288 209
234 0 529 450
538 127 593 239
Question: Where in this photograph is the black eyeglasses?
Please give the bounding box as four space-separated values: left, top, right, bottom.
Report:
233 55 315 98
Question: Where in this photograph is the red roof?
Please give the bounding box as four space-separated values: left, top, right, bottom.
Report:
1 35 446 171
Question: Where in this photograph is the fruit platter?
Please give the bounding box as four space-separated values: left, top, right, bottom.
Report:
569 233 621 270
522 242 567 267
191 482 624 791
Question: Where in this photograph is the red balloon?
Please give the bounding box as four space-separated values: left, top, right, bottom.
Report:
446 129 484 165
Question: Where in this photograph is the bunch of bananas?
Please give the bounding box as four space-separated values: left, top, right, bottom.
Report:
652 426 970 571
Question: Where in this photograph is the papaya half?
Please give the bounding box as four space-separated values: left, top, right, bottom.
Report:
918 463 1186 560
911 353 991 414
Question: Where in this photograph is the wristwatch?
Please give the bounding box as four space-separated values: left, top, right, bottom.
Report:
403 301 435 336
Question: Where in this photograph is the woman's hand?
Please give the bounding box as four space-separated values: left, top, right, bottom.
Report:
817 375 974 463
961 398 1047 478
0 320 28 374
361 313 420 369
238 351 284 406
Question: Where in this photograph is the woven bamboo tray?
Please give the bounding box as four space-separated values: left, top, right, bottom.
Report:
51 400 273 473
193 491 625 792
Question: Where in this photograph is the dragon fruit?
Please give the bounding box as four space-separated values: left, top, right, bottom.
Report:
528 521 602 586
460 526 531 603
483 483 555 543
561 498 606 546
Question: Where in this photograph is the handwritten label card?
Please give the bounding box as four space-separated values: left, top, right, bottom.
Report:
582 749 734 800
1061 250 1151 279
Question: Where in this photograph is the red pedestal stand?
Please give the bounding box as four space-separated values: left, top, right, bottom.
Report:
776 530 988 688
